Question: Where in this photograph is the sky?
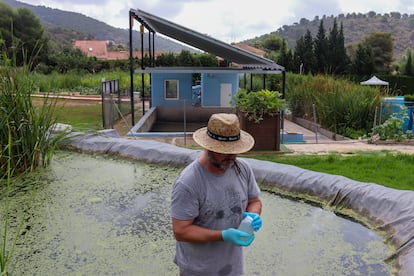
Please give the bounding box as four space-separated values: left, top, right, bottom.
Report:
17 0 414 43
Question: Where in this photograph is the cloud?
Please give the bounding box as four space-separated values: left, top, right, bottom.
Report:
16 0 414 42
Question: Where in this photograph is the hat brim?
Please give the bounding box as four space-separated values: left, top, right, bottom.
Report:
193 127 255 154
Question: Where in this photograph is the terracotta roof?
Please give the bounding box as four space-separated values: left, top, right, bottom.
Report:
232 43 266 57
73 40 163 60
73 40 108 59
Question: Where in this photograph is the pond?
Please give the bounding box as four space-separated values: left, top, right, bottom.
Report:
3 151 391 275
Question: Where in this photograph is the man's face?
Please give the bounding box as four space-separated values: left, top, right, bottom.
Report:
207 151 237 171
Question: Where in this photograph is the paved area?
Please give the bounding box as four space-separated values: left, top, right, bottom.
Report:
137 119 414 155
281 119 414 155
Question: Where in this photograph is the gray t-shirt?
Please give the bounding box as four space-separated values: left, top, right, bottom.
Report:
170 158 260 276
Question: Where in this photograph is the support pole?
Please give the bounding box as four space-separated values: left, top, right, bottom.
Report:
129 11 135 126
312 103 318 144
140 24 145 115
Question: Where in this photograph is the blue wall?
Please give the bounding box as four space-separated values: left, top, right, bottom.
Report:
201 73 239 107
151 73 193 108
151 72 239 108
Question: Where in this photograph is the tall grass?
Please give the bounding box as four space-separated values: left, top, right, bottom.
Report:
286 74 382 138
29 71 150 95
0 126 20 275
0 53 66 178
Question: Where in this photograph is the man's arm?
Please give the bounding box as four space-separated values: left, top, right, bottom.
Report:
246 196 262 215
172 218 223 243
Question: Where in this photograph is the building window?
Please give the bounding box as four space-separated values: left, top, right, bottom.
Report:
165 80 179 99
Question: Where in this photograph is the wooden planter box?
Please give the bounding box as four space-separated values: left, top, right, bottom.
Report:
238 112 281 151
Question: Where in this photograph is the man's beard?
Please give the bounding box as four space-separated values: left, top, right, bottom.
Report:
207 151 235 171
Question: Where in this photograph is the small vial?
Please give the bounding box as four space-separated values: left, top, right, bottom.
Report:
238 216 254 241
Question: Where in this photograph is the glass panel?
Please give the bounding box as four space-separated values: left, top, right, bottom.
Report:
165 80 178 99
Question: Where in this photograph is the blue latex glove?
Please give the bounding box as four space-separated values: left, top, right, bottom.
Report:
243 212 262 231
222 228 255 246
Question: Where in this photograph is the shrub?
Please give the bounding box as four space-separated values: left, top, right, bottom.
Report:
233 89 286 122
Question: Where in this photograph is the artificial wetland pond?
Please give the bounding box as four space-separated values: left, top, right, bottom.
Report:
3 131 414 275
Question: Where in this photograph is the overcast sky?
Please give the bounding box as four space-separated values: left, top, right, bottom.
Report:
18 0 414 42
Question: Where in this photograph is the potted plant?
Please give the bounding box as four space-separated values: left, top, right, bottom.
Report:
233 89 286 151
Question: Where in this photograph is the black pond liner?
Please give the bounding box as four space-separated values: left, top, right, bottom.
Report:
65 129 414 275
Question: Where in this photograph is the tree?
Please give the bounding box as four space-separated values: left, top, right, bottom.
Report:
293 30 315 74
404 50 413 76
0 3 47 66
177 50 194 66
314 20 329 74
352 43 374 76
261 34 284 52
362 32 394 74
327 19 349 74
277 39 293 71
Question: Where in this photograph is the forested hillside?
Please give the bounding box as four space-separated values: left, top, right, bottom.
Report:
246 12 414 60
2 0 414 62
0 0 195 53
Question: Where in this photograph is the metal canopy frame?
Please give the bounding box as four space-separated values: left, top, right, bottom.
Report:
129 8 284 71
128 8 286 125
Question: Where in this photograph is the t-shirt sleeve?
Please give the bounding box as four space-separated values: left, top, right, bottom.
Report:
170 178 200 221
240 159 261 199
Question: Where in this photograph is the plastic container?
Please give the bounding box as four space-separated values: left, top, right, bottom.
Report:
238 216 254 241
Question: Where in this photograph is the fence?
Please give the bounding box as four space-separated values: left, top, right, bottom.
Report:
101 79 134 129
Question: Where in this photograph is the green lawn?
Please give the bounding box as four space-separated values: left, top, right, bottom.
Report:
55 103 103 131
245 152 414 191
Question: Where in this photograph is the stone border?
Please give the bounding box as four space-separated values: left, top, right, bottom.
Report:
65 130 414 275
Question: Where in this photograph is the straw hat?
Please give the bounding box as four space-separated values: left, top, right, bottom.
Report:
193 113 255 154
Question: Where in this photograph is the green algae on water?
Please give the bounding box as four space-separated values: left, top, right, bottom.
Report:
4 151 391 275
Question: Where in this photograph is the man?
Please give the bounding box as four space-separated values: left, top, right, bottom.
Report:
170 113 262 276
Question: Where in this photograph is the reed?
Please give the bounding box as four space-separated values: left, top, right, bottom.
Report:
286 74 382 138
0 52 67 178
29 70 150 94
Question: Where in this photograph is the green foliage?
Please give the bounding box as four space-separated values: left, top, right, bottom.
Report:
155 51 218 67
314 20 328 74
352 43 374 76
372 105 409 142
27 71 149 94
0 3 47 66
377 74 414 95
404 94 414 103
0 52 66 177
405 50 413 76
293 30 316 74
286 74 381 137
256 11 413 61
261 34 284 52
362 32 394 74
292 20 349 75
276 39 293 71
233 89 286 122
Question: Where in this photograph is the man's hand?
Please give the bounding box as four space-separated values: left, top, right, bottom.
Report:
222 228 255 246
243 212 262 231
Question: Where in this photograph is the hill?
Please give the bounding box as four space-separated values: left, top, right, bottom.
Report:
0 0 195 53
246 12 414 61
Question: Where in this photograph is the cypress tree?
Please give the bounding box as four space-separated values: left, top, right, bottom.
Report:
405 50 413 76
314 20 329 74
327 19 349 74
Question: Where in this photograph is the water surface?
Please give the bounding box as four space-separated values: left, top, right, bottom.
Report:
4 151 390 275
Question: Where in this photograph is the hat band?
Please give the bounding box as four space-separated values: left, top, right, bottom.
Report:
207 129 240 142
